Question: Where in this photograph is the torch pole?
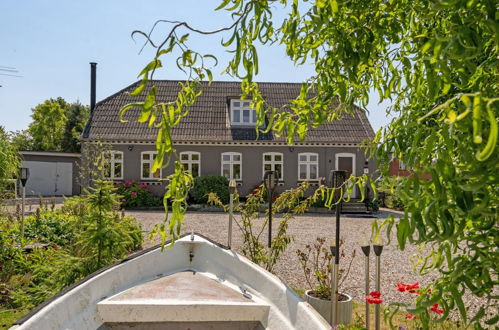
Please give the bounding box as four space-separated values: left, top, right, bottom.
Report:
228 191 233 249
21 185 25 241
361 245 371 329
268 188 273 248
373 245 383 330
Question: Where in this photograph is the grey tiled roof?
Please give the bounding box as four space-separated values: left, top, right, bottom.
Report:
83 80 375 143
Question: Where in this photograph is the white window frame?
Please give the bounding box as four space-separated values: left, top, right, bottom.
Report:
230 99 257 126
298 152 319 181
398 160 407 170
180 151 201 177
103 150 123 180
141 151 162 180
262 152 284 181
221 152 242 181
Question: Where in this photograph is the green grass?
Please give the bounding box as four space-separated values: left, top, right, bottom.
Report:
0 308 27 330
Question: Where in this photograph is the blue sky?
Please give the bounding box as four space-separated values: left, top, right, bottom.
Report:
0 0 392 132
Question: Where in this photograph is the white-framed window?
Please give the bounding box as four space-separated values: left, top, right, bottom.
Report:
103 151 123 180
263 152 284 180
398 160 407 170
180 152 201 177
221 152 242 180
141 151 161 180
298 153 319 181
230 99 257 126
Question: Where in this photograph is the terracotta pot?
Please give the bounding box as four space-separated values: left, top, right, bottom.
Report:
304 290 353 325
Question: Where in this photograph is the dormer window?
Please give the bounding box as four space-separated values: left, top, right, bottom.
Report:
230 99 257 126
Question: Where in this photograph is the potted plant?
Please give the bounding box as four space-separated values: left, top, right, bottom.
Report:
296 237 355 324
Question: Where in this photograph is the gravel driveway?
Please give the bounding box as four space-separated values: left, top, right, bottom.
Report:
126 209 492 319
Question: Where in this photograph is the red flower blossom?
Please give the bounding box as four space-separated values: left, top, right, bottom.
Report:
429 303 444 314
366 296 383 304
406 313 415 319
397 282 419 293
370 291 381 299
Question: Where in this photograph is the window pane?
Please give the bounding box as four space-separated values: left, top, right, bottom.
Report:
223 154 230 161
143 163 150 178
264 154 271 161
300 164 307 179
233 110 240 122
153 169 161 178
192 153 199 161
233 101 240 107
310 155 317 162
243 110 250 122
275 154 282 161
115 163 122 178
114 153 122 160
182 163 189 171
181 154 188 161
299 155 307 162
233 164 241 179
233 154 241 161
143 153 150 160
243 101 250 107
192 163 199 177
222 164 230 178
252 110 257 123
275 164 282 179
264 164 272 171
310 164 318 179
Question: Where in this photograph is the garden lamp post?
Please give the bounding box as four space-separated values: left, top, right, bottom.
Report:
330 170 346 326
19 167 30 241
263 170 278 248
361 244 371 329
373 244 384 330
228 179 237 249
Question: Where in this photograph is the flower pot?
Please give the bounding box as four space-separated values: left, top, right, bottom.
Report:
304 290 353 325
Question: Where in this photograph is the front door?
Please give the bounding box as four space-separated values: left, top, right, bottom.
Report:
336 154 356 198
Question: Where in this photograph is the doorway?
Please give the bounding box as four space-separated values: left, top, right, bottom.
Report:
335 153 356 198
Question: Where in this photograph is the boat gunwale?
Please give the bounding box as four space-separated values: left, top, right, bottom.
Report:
12 232 229 326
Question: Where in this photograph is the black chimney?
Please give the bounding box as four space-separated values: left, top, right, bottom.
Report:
90 62 97 113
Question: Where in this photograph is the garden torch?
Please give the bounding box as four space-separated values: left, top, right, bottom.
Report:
361 244 371 329
228 180 237 249
19 167 30 241
373 244 384 330
263 170 278 248
330 170 346 326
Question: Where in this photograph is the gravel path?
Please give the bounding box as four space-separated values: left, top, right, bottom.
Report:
127 209 492 319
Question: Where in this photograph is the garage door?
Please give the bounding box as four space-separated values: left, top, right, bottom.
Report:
22 161 73 196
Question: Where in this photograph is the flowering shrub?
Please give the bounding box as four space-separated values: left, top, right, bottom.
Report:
115 181 162 208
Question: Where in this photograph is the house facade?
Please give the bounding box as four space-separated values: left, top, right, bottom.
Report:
82 80 376 197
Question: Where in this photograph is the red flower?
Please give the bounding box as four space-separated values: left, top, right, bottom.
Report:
370 291 381 299
397 282 419 293
406 313 415 319
429 303 444 314
366 296 383 304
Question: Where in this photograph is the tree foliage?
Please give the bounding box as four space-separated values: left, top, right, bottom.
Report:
26 98 89 152
0 126 20 191
123 0 497 326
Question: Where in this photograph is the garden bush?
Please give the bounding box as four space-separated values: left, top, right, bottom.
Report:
0 180 143 316
192 175 229 204
115 180 163 207
376 176 405 211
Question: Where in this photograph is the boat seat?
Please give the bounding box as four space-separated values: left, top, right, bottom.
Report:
97 271 270 325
